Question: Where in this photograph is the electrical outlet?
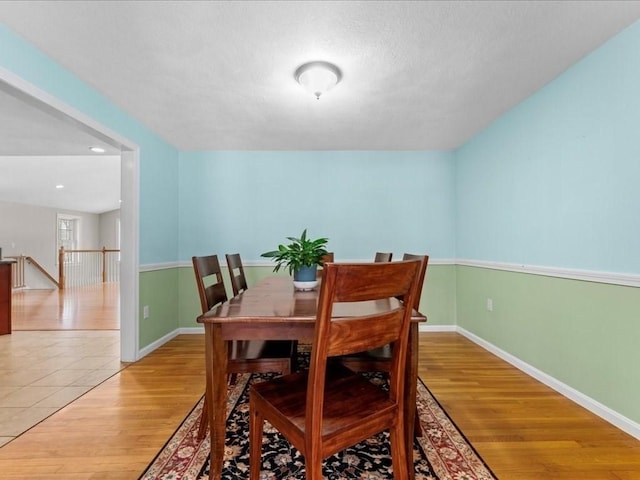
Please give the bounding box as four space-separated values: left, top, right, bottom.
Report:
143 305 149 319
486 298 493 312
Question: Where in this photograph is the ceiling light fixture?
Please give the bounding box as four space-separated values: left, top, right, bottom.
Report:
89 146 106 153
294 61 342 100
55 184 64 189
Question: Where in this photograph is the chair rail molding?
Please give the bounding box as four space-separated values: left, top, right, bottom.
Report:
456 259 640 288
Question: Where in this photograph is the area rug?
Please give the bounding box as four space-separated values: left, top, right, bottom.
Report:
139 371 497 480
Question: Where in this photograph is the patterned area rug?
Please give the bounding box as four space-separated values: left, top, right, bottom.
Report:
139 371 497 480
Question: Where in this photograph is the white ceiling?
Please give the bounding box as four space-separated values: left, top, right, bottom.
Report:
0 85 121 213
0 155 121 214
1 1 640 210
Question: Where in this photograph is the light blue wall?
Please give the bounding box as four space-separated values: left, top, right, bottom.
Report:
455 20 640 274
178 150 455 262
0 25 180 265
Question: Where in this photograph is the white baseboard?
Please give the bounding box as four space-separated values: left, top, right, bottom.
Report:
137 327 203 359
419 324 457 333
456 327 640 441
179 327 205 334
138 329 180 359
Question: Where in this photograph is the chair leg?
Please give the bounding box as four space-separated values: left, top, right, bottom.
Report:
249 399 264 480
197 395 208 441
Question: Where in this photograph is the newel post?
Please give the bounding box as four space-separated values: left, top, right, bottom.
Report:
58 247 65 290
102 246 107 283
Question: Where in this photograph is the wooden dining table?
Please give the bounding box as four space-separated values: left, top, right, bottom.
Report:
197 275 426 480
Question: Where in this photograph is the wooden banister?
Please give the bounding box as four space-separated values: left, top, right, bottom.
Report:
8 248 119 290
27 256 61 289
59 247 120 289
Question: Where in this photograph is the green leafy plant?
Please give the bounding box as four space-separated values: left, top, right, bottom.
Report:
261 229 329 275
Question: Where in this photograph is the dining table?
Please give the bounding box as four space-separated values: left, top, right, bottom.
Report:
197 275 427 480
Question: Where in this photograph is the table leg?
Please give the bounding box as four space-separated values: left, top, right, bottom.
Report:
206 323 228 480
405 322 418 480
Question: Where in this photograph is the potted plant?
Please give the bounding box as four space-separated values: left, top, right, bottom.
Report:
261 229 329 290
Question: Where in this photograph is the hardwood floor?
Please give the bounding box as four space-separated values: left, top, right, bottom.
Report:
419 333 640 480
11 284 119 330
0 332 638 479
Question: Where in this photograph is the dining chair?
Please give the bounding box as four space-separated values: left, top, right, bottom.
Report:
338 253 429 373
337 253 428 437
374 251 393 262
192 254 297 440
249 260 421 480
225 253 248 296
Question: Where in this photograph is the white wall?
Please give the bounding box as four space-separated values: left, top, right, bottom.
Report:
0 200 114 288
99 209 120 249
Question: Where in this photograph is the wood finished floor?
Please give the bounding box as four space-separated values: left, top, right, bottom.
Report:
11 283 120 331
421 334 640 480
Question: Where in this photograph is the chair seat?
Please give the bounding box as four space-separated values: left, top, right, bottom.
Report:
251 364 396 453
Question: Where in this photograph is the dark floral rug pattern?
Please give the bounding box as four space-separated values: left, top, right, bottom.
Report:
140 371 496 480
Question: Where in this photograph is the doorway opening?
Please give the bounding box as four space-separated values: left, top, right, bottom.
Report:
0 70 139 362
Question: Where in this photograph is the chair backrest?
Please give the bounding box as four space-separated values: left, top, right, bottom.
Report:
306 260 421 437
317 252 334 279
320 252 334 265
401 253 429 311
225 253 248 297
374 252 393 262
192 254 228 313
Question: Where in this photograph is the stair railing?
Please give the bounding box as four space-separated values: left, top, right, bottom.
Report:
58 247 120 289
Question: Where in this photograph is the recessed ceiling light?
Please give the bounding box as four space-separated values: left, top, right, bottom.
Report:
55 184 64 189
90 146 106 153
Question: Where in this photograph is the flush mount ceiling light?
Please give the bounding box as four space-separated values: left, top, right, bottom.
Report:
294 61 342 99
89 146 105 153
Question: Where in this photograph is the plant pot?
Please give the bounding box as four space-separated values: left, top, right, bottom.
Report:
293 265 318 291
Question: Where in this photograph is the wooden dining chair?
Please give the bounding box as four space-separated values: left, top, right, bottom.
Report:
338 253 429 373
225 253 248 296
249 260 421 480
192 254 297 440
337 253 428 437
374 251 393 262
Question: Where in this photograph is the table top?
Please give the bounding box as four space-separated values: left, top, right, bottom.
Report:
197 276 426 324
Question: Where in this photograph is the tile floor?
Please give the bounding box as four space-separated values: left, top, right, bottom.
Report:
0 330 126 446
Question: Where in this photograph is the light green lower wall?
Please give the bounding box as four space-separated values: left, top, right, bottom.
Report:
139 269 180 348
456 265 640 425
176 264 457 329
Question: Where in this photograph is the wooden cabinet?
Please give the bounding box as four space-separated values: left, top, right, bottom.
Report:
0 261 14 335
